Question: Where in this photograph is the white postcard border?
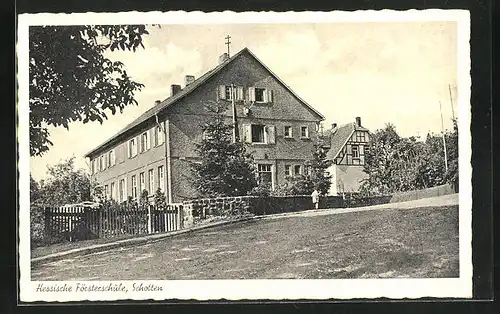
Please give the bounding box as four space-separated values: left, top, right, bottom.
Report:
18 9 472 302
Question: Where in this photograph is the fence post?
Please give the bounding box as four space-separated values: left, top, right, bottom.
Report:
147 205 152 234
163 207 167 232
68 207 73 242
177 204 182 230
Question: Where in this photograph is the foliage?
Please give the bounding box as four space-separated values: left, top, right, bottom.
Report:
248 182 272 197
272 175 314 196
33 156 91 206
29 25 153 156
154 188 167 209
139 189 150 207
191 101 258 197
305 144 333 194
361 122 459 195
271 144 331 196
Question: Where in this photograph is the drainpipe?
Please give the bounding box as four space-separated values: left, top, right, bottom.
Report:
165 119 173 203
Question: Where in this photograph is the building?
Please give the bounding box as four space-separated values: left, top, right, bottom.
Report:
85 47 325 203
324 117 370 195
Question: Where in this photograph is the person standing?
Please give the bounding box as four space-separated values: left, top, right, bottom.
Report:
311 188 320 210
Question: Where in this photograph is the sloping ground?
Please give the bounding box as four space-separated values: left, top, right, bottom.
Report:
32 204 459 280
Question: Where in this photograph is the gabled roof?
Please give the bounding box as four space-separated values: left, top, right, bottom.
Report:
326 122 369 160
85 47 324 157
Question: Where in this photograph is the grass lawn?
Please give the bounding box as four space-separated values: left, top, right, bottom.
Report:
32 205 459 280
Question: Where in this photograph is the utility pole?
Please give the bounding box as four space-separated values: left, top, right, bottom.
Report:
448 84 456 121
225 35 231 57
448 84 458 130
439 101 449 172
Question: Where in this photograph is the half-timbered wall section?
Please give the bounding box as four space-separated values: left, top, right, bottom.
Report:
334 130 370 166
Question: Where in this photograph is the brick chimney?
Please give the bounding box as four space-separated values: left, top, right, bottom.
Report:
185 75 195 86
219 53 229 64
170 84 181 96
331 123 338 135
355 117 361 127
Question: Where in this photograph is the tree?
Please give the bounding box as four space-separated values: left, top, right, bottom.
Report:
30 174 42 205
306 143 333 194
361 123 402 195
191 101 258 197
29 25 153 156
34 156 92 206
361 122 459 195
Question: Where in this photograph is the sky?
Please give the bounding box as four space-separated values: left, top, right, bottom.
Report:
30 20 459 181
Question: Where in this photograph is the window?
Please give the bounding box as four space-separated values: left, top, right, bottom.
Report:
284 126 293 138
284 165 292 177
300 126 309 138
148 169 154 193
154 125 164 146
225 86 233 100
248 87 273 103
108 150 115 167
255 88 265 102
257 164 273 187
251 125 265 143
140 131 150 153
352 145 359 158
158 166 165 192
129 138 137 158
364 145 370 156
247 124 275 144
356 131 366 142
219 85 243 100
294 165 302 175
139 172 145 195
131 175 137 199
104 184 109 199
91 160 96 174
110 182 116 200
119 179 125 202
99 155 107 171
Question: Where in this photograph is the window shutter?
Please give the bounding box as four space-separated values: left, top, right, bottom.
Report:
127 142 131 158
267 89 273 103
244 124 252 143
267 125 276 144
237 86 244 100
248 87 256 102
219 85 226 100
147 130 151 150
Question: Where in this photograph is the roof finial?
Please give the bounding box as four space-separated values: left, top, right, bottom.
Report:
225 35 231 57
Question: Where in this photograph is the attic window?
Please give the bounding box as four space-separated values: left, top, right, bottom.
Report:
255 88 265 102
300 126 309 139
225 86 233 100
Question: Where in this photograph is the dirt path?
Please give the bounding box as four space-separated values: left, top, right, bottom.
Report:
32 202 459 281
